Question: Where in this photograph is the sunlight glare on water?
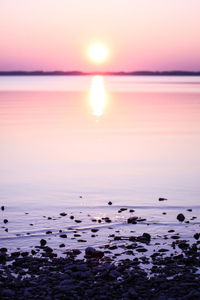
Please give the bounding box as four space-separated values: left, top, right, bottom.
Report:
90 75 106 116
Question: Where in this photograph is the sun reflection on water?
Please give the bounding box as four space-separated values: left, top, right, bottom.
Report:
90 75 106 116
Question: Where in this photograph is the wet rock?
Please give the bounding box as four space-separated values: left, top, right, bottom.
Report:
0 248 7 253
194 233 200 240
77 239 87 242
91 228 99 233
70 216 74 219
60 234 67 238
21 251 29 257
136 247 147 252
158 248 169 252
75 220 82 223
85 247 104 259
46 231 52 234
104 217 111 223
108 201 112 205
59 243 65 248
40 239 47 246
1 206 5 211
118 208 127 213
158 197 167 201
3 219 8 224
60 212 67 216
177 213 185 222
127 216 138 224
129 209 135 213
187 209 192 212
171 235 180 239
178 242 189 250
142 232 151 242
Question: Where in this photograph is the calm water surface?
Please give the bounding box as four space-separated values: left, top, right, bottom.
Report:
0 76 200 253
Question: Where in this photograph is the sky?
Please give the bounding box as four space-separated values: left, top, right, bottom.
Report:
0 0 200 72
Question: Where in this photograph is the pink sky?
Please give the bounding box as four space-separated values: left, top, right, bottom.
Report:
0 0 200 71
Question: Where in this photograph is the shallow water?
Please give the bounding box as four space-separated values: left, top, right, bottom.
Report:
0 75 200 254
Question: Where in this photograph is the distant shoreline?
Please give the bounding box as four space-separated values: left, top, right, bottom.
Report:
0 70 200 76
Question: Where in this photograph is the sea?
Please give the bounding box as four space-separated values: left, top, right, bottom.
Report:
0 75 200 257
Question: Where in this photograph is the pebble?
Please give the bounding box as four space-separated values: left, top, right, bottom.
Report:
60 234 67 238
158 197 168 201
40 239 47 246
177 213 185 222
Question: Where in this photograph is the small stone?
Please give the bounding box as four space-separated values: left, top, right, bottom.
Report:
60 212 67 216
59 243 65 248
108 201 112 205
91 228 99 233
3 219 8 224
177 213 185 222
75 220 82 223
60 234 67 238
40 239 47 246
70 216 74 219
21 251 29 257
1 206 5 211
194 233 200 240
158 197 167 201
187 209 192 212
129 209 135 213
128 216 138 224
46 231 52 234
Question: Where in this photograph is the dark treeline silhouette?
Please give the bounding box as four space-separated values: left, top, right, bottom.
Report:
0 70 200 76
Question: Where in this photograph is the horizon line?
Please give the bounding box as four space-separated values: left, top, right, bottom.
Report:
0 70 200 76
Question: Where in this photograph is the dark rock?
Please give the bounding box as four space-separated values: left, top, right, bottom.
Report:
136 248 147 252
40 239 47 246
70 216 74 219
60 212 67 216
75 220 82 223
1 205 5 211
91 228 99 233
128 216 138 224
158 248 169 252
177 213 185 222
158 197 167 201
108 201 112 205
3 219 8 224
85 247 104 259
21 251 29 257
142 232 151 242
59 243 65 248
0 248 7 253
129 209 135 213
60 234 67 238
194 233 200 240
187 209 192 212
46 231 52 234
11 251 20 257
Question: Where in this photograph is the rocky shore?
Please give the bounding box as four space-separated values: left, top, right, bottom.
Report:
1 234 200 299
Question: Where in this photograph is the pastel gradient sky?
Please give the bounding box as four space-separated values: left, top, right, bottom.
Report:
0 0 200 71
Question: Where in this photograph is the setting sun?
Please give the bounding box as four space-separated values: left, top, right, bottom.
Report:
89 43 108 63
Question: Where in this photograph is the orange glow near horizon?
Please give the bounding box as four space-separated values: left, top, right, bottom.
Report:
90 76 106 116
